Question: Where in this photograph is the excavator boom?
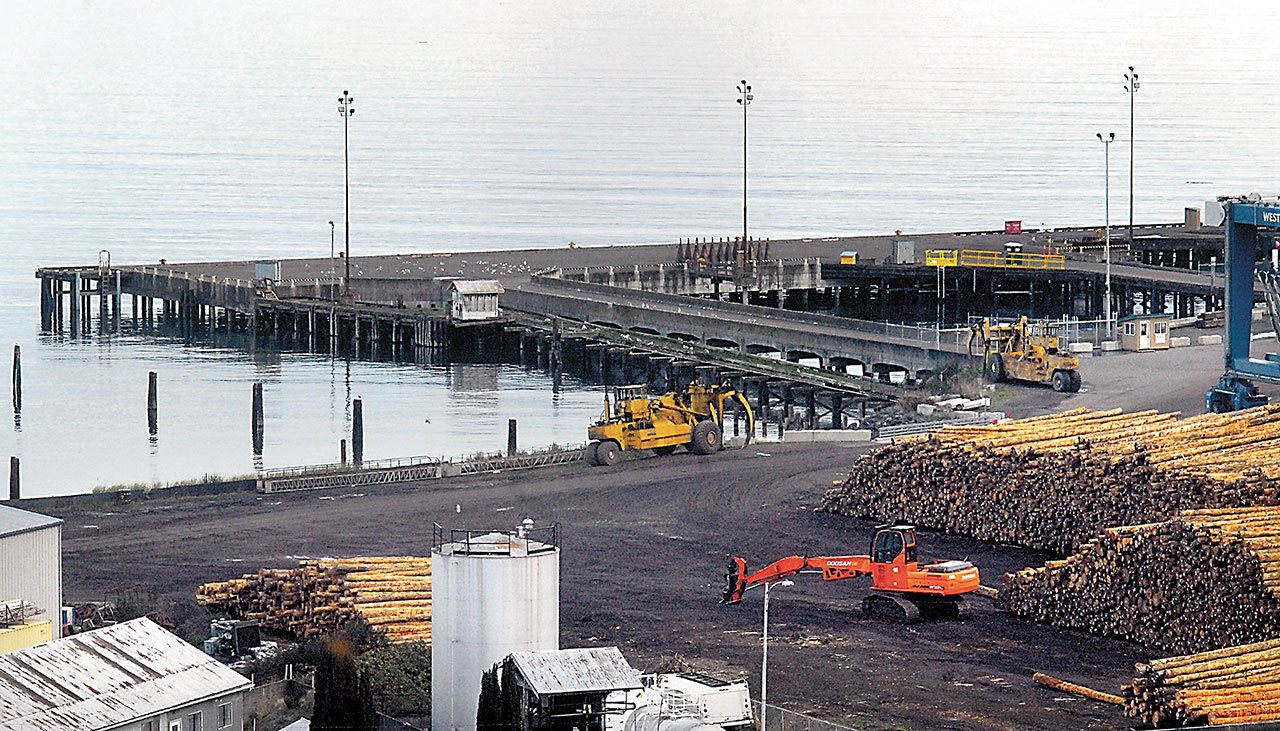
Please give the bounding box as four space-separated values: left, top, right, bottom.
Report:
722 554 871 604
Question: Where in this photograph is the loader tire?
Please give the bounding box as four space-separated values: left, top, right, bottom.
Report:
985 355 1006 383
690 420 721 455
1051 370 1070 393
1068 370 1082 393
595 440 622 467
585 441 601 467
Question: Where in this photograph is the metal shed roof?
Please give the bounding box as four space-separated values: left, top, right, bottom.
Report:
450 279 504 295
0 617 251 731
0 505 61 540
508 647 642 696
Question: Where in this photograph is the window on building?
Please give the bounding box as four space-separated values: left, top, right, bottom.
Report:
187 711 203 731
1124 322 1135 336
141 721 157 731
1155 322 1168 334
219 703 232 729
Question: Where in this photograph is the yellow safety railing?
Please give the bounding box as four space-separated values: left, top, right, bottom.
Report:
925 249 1066 271
924 249 958 267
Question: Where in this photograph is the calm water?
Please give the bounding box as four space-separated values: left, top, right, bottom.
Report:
3 1 1280 495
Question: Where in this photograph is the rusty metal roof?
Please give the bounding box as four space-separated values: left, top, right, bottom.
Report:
508 647 642 695
450 279 504 295
0 617 251 730
0 506 61 540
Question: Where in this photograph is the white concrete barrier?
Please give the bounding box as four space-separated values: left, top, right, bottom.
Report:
916 403 937 416
1100 340 1121 352
1068 342 1095 355
1198 334 1223 346
1169 336 1191 348
783 429 874 443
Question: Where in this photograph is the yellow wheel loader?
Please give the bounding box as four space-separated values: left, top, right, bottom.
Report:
585 381 755 467
968 317 1081 393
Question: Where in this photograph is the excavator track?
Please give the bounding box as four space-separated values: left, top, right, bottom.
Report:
860 594 921 624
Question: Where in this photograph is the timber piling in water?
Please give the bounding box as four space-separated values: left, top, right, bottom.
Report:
11 345 20 415
147 371 158 435
252 382 264 455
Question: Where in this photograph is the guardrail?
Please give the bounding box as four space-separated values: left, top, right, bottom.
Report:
922 249 1066 271
258 446 586 493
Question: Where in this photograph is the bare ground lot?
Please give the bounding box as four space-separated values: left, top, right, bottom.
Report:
63 443 1143 731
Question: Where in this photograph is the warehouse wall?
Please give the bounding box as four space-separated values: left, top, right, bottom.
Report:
0 525 62 623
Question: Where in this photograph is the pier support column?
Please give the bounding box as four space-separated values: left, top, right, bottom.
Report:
251 382 264 455
113 270 122 333
352 398 364 466
70 273 81 336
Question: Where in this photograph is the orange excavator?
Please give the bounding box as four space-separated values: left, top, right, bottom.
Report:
721 525 981 622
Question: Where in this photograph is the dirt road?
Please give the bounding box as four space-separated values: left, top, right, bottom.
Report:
62 443 1140 731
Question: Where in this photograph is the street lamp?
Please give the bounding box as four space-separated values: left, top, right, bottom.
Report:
736 80 753 255
338 90 355 298
1097 132 1115 336
328 220 336 300
760 579 792 731
1124 66 1140 246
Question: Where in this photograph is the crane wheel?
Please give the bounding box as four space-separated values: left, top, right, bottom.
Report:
653 446 678 456
1051 370 1071 392
690 420 722 455
985 355 1006 383
595 440 622 467
861 594 921 624
584 441 602 467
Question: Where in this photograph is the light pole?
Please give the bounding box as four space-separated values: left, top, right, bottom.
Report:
328 220 336 300
760 579 792 731
1124 66 1139 246
736 80 753 254
338 90 355 299
1097 132 1115 335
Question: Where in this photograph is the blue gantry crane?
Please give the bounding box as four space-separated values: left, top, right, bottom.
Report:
1206 196 1280 412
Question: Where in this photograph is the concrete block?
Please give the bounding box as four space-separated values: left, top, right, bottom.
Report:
785 430 872 443
1100 340 1121 352
916 403 937 417
1198 334 1223 346
1068 342 1094 355
1170 336 1192 348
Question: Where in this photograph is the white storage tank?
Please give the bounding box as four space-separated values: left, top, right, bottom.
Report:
431 520 559 731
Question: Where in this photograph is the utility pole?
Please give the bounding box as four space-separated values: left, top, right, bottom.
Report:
338 91 355 299
736 80 753 255
1124 66 1140 246
1097 132 1115 336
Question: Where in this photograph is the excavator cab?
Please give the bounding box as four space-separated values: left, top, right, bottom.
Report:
870 525 917 564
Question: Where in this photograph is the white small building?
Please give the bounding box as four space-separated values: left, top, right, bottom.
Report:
450 280 504 321
0 617 252 731
0 505 62 626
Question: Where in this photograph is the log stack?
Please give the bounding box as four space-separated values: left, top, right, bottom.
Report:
822 407 1280 553
1124 638 1280 727
196 556 432 643
999 507 1280 655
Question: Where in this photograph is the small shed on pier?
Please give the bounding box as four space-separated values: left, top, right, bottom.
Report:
450 280 504 321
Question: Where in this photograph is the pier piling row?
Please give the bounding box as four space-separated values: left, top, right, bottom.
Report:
35 266 462 353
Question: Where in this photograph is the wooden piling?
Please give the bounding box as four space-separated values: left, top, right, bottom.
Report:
352 398 364 465
11 345 20 414
252 382 264 455
147 371 158 434
8 456 17 501
507 419 517 457
340 438 348 465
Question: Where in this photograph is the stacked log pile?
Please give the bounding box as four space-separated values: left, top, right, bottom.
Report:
822 407 1280 553
999 507 1280 655
1124 638 1280 727
197 556 431 643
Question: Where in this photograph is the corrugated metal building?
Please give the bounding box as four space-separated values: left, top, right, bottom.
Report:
501 647 642 731
0 616 252 731
449 280 504 321
0 505 62 624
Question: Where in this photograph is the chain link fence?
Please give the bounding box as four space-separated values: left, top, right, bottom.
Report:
754 701 862 731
